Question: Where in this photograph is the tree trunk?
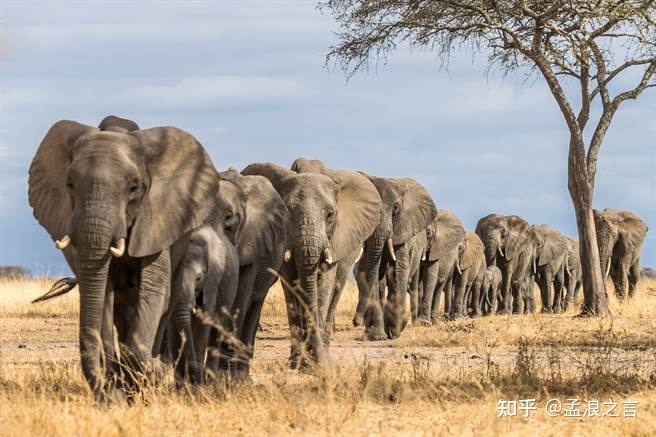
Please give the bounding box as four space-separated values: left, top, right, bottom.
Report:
567 138 610 317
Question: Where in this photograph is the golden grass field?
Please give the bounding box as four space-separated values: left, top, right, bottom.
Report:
1 276 656 436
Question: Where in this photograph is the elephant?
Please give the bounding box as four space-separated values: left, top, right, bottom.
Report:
531 224 568 313
206 168 289 380
451 232 486 319
352 175 437 340
594 208 649 300
289 159 364 344
168 225 239 384
242 162 381 367
28 116 220 400
563 237 582 310
475 214 534 315
480 265 502 315
416 209 465 325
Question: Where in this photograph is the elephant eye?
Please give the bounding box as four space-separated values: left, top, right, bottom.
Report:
66 181 74 190
326 209 335 222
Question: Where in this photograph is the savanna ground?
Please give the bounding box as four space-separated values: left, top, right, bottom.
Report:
1 277 655 436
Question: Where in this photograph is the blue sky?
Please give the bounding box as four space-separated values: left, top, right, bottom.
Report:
0 1 653 275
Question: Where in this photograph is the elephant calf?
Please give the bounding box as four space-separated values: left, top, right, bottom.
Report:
168 225 239 384
481 265 502 315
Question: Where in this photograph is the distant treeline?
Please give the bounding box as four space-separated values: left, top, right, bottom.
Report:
643 268 656 279
0 266 30 279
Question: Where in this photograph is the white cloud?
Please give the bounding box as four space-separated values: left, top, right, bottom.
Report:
112 76 314 110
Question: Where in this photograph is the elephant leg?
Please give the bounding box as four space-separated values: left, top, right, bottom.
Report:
124 250 171 387
325 258 352 344
364 272 387 341
418 260 438 325
451 274 466 319
408 269 420 322
316 264 337 349
442 278 453 319
499 266 512 315
613 263 629 301
384 244 410 339
101 281 116 382
525 277 536 314
564 272 575 311
470 278 482 317
216 264 254 376
352 262 368 326
552 269 565 313
538 274 552 314
628 260 640 298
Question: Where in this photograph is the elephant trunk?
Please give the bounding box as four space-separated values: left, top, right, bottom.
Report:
292 223 325 364
484 238 499 265
73 202 123 397
173 268 203 383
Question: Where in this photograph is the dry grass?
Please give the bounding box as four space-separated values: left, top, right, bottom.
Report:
1 277 656 436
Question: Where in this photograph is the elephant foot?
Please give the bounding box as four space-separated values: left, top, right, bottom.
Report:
540 308 553 315
470 312 481 319
414 317 432 327
352 313 364 327
497 309 511 316
365 328 388 341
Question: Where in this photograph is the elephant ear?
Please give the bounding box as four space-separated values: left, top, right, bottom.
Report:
98 115 140 133
503 215 530 261
326 170 382 261
28 120 96 242
128 127 221 258
291 158 327 174
428 209 465 262
538 228 567 266
230 174 289 265
459 232 483 270
241 162 294 193
392 178 437 245
617 210 649 250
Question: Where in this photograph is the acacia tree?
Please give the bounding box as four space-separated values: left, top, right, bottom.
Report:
322 0 656 316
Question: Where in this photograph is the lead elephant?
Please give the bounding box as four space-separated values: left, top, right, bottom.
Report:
417 209 465 325
352 175 437 340
475 214 534 315
208 168 289 379
28 116 220 400
242 162 381 367
531 224 568 313
594 208 648 300
563 237 582 310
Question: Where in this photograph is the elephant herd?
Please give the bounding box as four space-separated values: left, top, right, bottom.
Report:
27 116 649 401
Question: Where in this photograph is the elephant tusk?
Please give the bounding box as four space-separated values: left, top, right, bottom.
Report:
498 246 504 258
605 260 611 277
284 248 292 263
532 258 537 274
55 235 71 250
387 238 397 262
110 238 126 257
323 248 333 265
421 252 426 261
456 261 462 275
355 246 363 263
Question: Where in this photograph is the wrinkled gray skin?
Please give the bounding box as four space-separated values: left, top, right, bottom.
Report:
563 237 583 310
417 210 465 325
594 209 649 300
452 232 486 319
531 225 568 313
28 116 219 401
406 231 428 322
480 265 502 315
243 162 381 367
353 175 437 340
475 214 534 315
168 225 239 384
207 169 289 380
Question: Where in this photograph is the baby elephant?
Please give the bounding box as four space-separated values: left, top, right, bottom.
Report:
481 265 502 315
170 225 239 384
